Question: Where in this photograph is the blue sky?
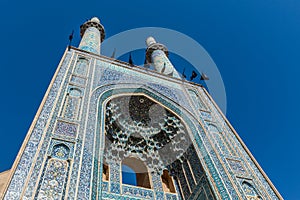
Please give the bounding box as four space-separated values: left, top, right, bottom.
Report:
0 0 299 199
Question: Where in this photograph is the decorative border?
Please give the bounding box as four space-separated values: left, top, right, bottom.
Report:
3 49 73 200
198 87 282 199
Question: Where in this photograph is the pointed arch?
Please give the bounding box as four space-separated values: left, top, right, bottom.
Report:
121 157 151 189
51 143 70 160
74 56 89 76
91 85 229 199
102 164 109 181
242 181 262 199
61 87 83 120
69 87 82 97
188 89 206 110
161 169 176 193
208 123 220 133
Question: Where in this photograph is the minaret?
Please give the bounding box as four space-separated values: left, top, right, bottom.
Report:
79 17 105 54
1 17 282 200
145 36 181 78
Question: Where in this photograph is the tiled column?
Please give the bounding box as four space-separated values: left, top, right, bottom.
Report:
146 37 180 78
79 17 105 54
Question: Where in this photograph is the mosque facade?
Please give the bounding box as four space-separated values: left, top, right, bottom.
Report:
1 17 282 200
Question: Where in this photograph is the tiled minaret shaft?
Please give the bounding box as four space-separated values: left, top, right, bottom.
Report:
145 37 180 78
79 17 105 54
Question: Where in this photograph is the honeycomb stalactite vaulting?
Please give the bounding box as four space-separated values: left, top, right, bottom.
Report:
104 95 191 174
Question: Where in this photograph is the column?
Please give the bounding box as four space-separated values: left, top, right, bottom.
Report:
145 37 180 78
79 17 105 54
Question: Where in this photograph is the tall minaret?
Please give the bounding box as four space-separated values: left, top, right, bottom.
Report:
1 18 283 200
145 36 180 78
79 17 105 54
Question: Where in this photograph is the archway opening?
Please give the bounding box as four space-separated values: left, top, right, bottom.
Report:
122 157 151 189
161 169 176 193
102 164 109 181
122 165 137 186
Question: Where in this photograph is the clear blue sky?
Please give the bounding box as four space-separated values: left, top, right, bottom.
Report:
0 0 299 199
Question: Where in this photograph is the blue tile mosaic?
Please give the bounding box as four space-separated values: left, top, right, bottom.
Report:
3 47 281 200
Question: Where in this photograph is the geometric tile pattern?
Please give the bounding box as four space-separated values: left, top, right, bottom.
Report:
54 120 78 138
74 57 89 77
35 159 69 199
227 158 247 175
2 21 282 200
79 27 101 54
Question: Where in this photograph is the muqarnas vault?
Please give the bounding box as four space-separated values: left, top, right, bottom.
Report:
0 17 282 200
